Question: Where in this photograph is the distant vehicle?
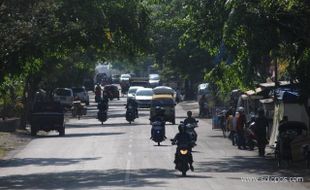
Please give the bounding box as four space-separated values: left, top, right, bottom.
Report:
120 74 131 94
150 94 176 124
95 73 111 86
83 79 94 91
30 101 65 136
104 85 120 100
197 83 211 102
112 74 120 84
127 86 144 99
149 74 160 87
94 64 112 84
72 87 89 105
120 74 131 82
135 88 154 108
153 86 176 101
130 77 149 87
53 88 74 108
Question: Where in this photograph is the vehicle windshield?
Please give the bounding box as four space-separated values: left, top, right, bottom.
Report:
136 90 153 96
72 88 84 93
128 87 143 94
149 75 159 80
128 88 138 94
151 98 174 106
121 74 131 79
55 89 71 96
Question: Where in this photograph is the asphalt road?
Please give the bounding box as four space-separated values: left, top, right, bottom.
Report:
0 93 309 190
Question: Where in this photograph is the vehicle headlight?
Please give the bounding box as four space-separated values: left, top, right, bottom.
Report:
180 149 188 155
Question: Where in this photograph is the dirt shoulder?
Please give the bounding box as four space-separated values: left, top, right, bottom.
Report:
0 130 32 159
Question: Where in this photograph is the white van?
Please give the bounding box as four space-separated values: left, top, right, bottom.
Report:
53 88 74 108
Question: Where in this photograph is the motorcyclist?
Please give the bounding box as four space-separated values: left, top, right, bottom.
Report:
126 98 139 118
95 84 102 102
102 91 109 103
150 106 166 139
172 124 194 171
199 95 207 117
95 84 101 96
183 111 197 126
98 92 109 112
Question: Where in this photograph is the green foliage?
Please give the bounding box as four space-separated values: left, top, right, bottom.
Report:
147 0 214 83
181 0 309 102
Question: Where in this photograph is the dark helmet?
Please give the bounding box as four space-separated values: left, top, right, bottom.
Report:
178 124 186 133
187 111 192 117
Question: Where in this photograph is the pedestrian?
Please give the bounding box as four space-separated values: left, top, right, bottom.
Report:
236 107 246 149
229 112 239 146
254 109 269 157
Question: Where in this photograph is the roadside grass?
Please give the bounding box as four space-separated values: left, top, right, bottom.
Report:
0 131 31 159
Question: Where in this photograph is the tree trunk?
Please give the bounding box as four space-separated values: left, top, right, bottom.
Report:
19 77 36 130
304 99 310 136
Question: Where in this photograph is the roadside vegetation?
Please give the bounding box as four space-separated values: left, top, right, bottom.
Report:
0 0 309 124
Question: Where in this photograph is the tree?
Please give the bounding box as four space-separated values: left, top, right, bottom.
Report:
146 0 214 97
0 0 151 126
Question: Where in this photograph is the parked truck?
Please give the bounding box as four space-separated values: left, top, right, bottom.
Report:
30 101 65 136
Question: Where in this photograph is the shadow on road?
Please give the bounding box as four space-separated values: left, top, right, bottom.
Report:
34 132 125 138
66 123 147 129
0 157 99 168
196 156 309 182
0 168 211 189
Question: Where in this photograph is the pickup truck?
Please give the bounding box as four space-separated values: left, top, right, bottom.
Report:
30 101 65 136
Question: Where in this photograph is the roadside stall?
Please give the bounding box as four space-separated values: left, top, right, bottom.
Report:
269 90 309 147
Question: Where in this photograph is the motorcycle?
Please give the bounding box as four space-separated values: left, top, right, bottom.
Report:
245 121 257 150
97 109 107 125
199 102 210 118
72 100 84 119
183 121 199 147
97 101 108 125
95 94 101 103
126 105 136 124
150 120 165 146
171 140 192 177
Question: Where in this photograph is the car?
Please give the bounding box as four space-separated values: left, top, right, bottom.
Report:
149 74 160 87
135 88 154 108
127 86 144 99
53 88 74 108
120 74 131 82
112 74 120 84
72 87 89 105
104 84 120 100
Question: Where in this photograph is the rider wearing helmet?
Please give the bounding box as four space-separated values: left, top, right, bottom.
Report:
150 106 166 139
183 111 197 126
126 98 139 118
172 124 194 171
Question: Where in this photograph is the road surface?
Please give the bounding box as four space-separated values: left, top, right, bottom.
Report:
0 93 308 190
